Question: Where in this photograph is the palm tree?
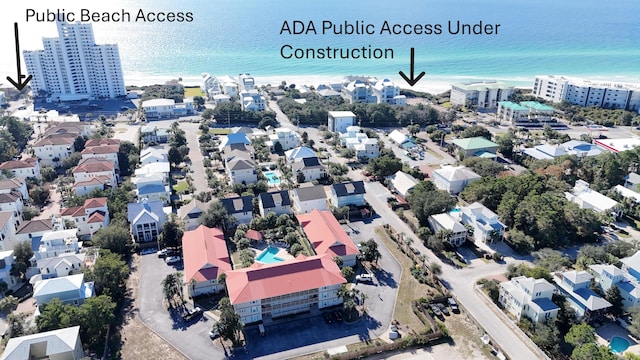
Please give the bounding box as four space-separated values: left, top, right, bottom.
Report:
161 273 178 308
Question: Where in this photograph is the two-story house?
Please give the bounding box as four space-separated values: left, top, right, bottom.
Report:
0 178 28 202
127 201 167 243
0 192 23 226
35 229 80 261
81 145 120 174
0 212 18 252
134 175 170 205
330 181 366 208
553 270 612 321
60 197 110 237
258 190 291 217
268 128 300 151
328 111 356 133
371 78 405 105
226 157 257 185
428 213 468 247
460 202 507 244
182 225 231 297
240 90 265 111
220 196 253 226
0 250 19 290
0 158 41 179
432 165 482 195
285 146 317 164
32 133 75 167
140 146 169 166
36 253 85 280
290 185 328 214
291 157 327 183
16 219 55 246
499 276 560 323
178 199 209 231
72 158 117 190
590 264 640 311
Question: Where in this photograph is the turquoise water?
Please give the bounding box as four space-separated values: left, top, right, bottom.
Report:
7 0 639 86
609 336 630 354
450 207 461 214
264 171 281 185
256 246 285 264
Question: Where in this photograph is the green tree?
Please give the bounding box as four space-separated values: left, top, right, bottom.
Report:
460 125 492 140
367 154 402 179
341 266 355 282
200 201 234 230
239 249 255 267
0 116 33 151
495 132 515 159
40 166 57 182
202 108 215 120
408 186 455 227
29 185 50 205
360 238 381 264
407 124 420 137
60 152 82 170
605 286 624 317
159 215 184 249
332 256 344 268
85 250 129 302
531 320 561 354
0 295 18 313
462 157 505 178
564 323 595 347
92 222 132 256
161 272 183 308
6 312 29 340
571 343 616 360
10 241 33 280
117 140 139 177
217 297 244 346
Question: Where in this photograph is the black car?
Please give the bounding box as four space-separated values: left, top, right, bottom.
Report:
182 307 203 322
448 297 460 313
438 303 450 316
430 304 445 321
323 312 333 324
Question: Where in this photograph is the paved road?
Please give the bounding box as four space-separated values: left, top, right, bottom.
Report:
364 181 543 360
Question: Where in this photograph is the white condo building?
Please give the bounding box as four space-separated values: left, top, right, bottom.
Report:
533 75 640 111
450 81 514 109
23 21 125 102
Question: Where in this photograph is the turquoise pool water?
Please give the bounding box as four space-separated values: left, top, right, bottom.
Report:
610 336 630 354
450 207 461 214
256 246 285 264
264 171 281 185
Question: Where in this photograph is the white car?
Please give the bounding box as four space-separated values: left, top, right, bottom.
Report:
157 248 169 257
355 274 374 283
165 256 182 264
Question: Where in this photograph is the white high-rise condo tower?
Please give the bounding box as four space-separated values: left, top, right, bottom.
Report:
23 21 125 102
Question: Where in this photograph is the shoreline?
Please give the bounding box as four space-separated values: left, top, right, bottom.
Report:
123 73 534 96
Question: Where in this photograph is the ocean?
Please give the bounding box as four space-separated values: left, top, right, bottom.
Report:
1 0 639 92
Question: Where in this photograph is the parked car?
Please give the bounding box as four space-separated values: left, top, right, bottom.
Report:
355 274 374 283
430 304 445 321
448 297 460 313
165 256 182 264
438 303 450 316
333 310 343 322
183 306 202 322
157 248 169 257
323 312 333 324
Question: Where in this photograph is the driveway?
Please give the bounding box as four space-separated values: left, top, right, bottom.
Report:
364 181 544 360
138 254 223 359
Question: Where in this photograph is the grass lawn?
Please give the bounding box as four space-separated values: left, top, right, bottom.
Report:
172 181 189 193
441 101 452 108
209 128 232 135
374 227 432 333
184 87 205 98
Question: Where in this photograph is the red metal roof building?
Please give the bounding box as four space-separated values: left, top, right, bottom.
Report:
225 254 345 324
296 209 360 267
182 225 232 297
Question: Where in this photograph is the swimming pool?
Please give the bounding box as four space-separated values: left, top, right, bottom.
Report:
264 171 281 185
256 246 285 264
610 336 630 354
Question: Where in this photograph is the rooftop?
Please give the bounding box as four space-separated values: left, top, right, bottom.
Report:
498 101 529 111
1 326 81 360
296 209 359 258
182 225 231 283
451 137 499 151
292 185 327 202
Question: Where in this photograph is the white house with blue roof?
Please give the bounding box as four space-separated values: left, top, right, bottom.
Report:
134 174 171 205
553 270 611 321
218 133 251 152
127 201 167 243
460 202 506 244
590 264 640 311
34 273 94 308
499 275 559 323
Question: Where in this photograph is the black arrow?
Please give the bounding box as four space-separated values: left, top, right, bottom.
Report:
6 22 32 91
398 48 425 87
